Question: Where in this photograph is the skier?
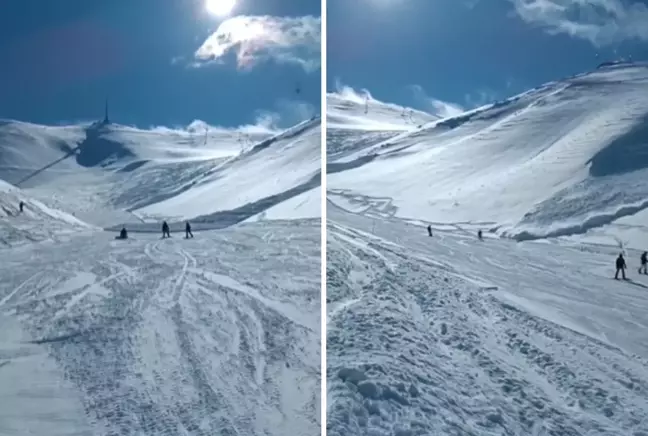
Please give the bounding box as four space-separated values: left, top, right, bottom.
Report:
639 251 647 275
427 224 432 237
19 201 24 212
615 253 627 280
478 230 483 241
162 221 171 238
185 221 193 239
116 227 128 240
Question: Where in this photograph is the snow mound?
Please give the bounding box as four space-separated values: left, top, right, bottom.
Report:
0 179 93 247
327 62 648 242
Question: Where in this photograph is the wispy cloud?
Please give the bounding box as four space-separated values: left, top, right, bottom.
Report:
254 99 317 129
409 85 465 118
193 15 320 71
331 79 373 104
509 0 648 46
464 89 499 108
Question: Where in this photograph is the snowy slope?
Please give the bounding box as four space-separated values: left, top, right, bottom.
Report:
138 117 322 223
327 63 648 245
327 91 437 131
0 115 321 435
0 117 320 227
326 64 648 436
0 179 93 247
0 218 320 436
327 204 648 436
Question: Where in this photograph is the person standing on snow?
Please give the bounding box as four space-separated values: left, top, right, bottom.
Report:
478 230 483 241
162 221 171 238
615 253 627 280
639 251 647 275
19 201 24 212
427 224 432 237
185 221 193 239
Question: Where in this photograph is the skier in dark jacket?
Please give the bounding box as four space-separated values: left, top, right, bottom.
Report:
427 225 432 237
185 221 193 239
162 221 170 238
639 251 647 275
116 227 128 239
615 253 627 280
19 201 24 212
478 230 483 241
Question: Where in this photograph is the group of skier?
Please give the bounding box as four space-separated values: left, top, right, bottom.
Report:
116 220 194 240
614 251 648 280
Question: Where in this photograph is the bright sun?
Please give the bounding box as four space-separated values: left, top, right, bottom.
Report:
205 0 236 17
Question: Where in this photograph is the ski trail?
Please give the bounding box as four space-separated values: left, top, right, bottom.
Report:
327 209 648 436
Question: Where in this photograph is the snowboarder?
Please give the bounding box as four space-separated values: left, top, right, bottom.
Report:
115 227 128 240
427 224 432 237
162 221 171 238
478 230 483 241
19 201 24 213
615 253 627 280
185 221 193 239
639 251 647 275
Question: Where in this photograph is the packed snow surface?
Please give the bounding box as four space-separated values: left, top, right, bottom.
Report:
327 204 648 436
0 117 321 435
326 63 648 436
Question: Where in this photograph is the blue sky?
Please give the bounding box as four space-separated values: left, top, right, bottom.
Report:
327 0 648 116
0 0 320 131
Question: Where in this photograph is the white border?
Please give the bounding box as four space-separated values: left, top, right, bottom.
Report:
320 0 327 432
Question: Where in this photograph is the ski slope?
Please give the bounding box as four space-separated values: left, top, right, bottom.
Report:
0 219 320 436
327 204 648 436
327 63 648 247
0 117 321 435
326 64 648 436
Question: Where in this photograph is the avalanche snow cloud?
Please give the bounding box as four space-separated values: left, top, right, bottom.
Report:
0 117 321 435
326 63 648 435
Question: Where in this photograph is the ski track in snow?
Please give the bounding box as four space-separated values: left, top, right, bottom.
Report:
0 220 320 436
327 205 648 436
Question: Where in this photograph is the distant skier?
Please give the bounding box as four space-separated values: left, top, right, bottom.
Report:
615 253 627 280
427 224 432 237
116 227 128 240
162 221 171 238
19 201 24 213
639 251 647 275
185 221 193 239
478 230 483 241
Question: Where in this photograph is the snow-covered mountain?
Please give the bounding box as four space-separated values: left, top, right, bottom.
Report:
0 117 321 228
0 117 321 435
326 63 648 436
328 63 648 247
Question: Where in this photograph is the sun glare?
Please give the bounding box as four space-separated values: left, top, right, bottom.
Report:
205 0 236 17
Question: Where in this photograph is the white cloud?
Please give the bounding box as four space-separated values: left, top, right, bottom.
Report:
509 0 648 46
409 85 465 118
194 15 320 72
